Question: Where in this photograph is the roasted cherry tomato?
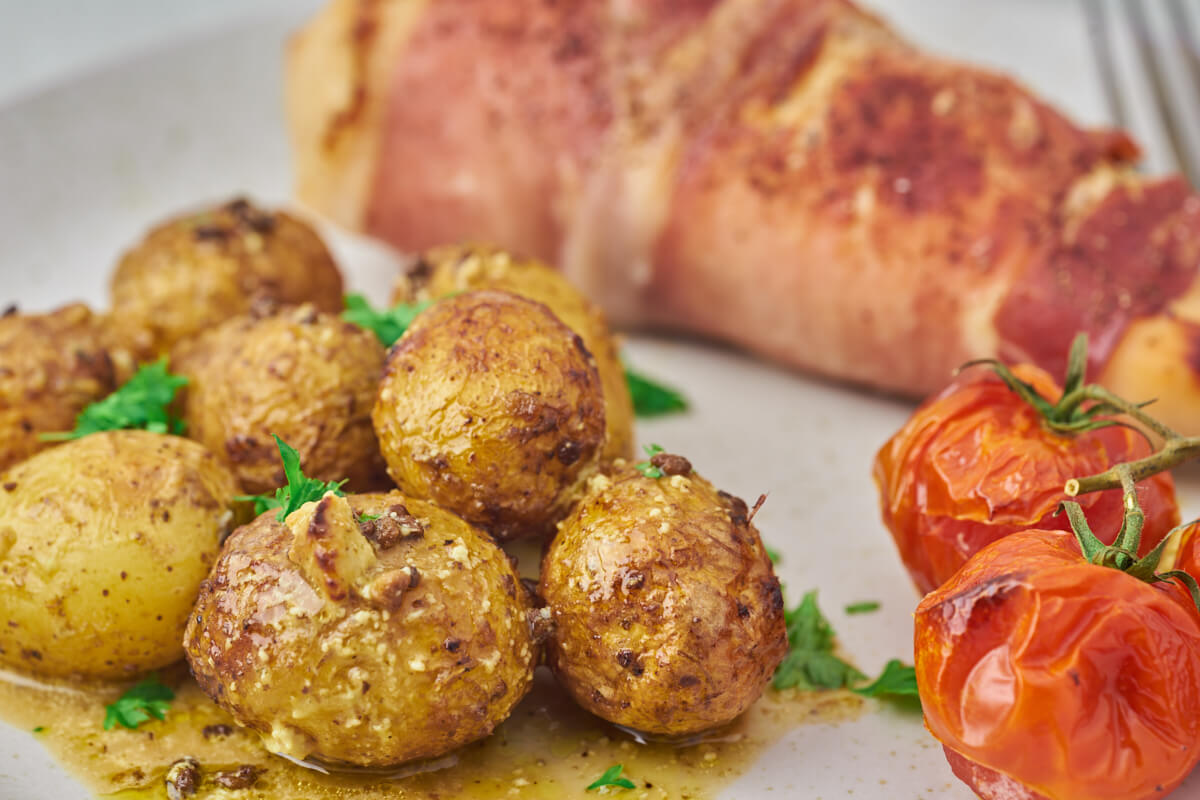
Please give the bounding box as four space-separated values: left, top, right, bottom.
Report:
914 528 1200 800
1167 520 1200 580
874 364 1179 594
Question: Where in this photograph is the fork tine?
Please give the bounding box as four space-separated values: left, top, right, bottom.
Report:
1165 0 1200 100
1085 0 1131 130
1122 0 1200 186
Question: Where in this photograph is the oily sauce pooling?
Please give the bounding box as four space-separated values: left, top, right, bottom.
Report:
0 667 864 799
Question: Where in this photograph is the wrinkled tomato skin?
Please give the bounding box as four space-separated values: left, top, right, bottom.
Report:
1169 521 1200 579
915 529 1200 800
874 364 1180 594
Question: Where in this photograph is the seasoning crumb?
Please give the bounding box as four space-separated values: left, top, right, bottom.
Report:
165 756 200 799
213 765 264 790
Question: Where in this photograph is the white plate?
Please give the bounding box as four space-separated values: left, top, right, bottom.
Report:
1 3 1198 799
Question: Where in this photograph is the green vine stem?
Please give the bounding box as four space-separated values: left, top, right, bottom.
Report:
1060 480 1200 614
961 332 1200 497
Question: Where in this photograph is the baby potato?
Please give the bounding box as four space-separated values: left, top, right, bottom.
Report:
185 491 538 767
373 290 606 542
393 244 634 461
110 197 344 355
0 431 237 680
539 455 787 736
171 303 390 494
0 303 127 472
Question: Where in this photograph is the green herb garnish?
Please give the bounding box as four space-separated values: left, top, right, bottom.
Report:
32 726 44 733
634 443 665 478
586 764 636 792
234 435 346 522
844 601 880 615
624 365 688 417
42 358 187 441
766 547 782 564
773 591 866 691
852 659 918 699
772 592 919 707
103 675 174 731
342 293 432 347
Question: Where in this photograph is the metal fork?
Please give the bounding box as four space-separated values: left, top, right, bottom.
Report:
1085 0 1200 186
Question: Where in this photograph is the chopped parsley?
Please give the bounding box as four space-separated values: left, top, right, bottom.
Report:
342 293 432 347
844 601 880 615
852 659 919 700
586 764 636 791
766 547 782 564
103 675 174 731
624 365 688 417
42 358 187 440
773 591 865 691
31 726 44 733
772 591 919 706
234 435 346 521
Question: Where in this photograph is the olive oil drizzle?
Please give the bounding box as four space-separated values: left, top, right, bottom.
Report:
0 667 864 799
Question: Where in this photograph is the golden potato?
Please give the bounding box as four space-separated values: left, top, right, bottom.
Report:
185 491 538 766
539 455 787 736
171 303 390 494
0 431 237 679
0 303 129 472
110 197 344 355
393 244 634 461
373 290 606 542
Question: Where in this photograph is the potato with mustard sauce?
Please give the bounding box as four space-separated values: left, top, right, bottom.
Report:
110 197 344 356
0 303 146 472
184 491 539 767
0 430 237 680
539 453 788 736
392 244 634 461
373 290 606 542
171 303 390 494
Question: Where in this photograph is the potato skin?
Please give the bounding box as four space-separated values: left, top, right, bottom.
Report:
373 290 606 541
0 431 237 679
184 491 538 766
171 304 390 494
110 198 344 355
0 303 136 472
539 461 787 736
392 244 634 461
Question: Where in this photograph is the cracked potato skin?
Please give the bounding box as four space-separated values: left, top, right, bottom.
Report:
0 431 237 680
539 462 787 736
373 290 606 542
184 492 538 767
171 304 390 494
0 303 140 472
392 244 634 461
110 198 344 356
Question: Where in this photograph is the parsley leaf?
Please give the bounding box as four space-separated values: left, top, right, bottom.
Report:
766 547 782 564
634 443 665 478
586 764 636 791
42 359 187 441
103 675 174 731
624 366 688 417
773 591 865 691
852 659 919 699
844 601 880 615
342 293 432 347
235 436 346 522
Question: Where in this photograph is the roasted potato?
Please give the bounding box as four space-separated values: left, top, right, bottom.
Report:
539 455 787 736
171 303 390 494
184 491 538 766
373 290 606 542
110 198 344 355
392 244 634 461
0 303 134 472
0 431 237 679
